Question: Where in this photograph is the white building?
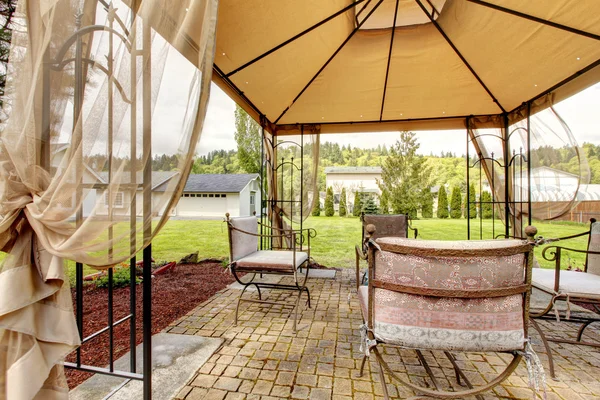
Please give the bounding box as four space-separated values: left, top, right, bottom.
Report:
155 173 261 217
324 166 382 195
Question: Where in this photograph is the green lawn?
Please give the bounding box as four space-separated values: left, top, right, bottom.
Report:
2 217 591 286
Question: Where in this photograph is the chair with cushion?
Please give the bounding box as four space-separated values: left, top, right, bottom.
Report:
355 213 417 289
225 213 314 332
530 218 600 378
357 224 540 399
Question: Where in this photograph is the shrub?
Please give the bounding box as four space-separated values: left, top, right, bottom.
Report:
363 196 378 214
339 188 347 217
464 183 477 219
420 187 433 218
480 190 493 219
324 187 334 216
352 191 362 217
450 186 462 219
437 186 449 219
311 200 321 216
96 267 140 289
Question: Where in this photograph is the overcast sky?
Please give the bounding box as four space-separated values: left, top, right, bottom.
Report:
193 81 600 157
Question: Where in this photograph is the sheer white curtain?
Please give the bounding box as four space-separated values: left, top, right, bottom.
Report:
0 0 218 398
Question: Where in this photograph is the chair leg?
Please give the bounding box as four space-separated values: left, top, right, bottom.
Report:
359 354 368 377
235 284 251 326
577 319 596 342
373 347 390 400
529 318 556 379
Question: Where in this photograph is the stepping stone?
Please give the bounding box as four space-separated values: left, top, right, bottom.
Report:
69 333 222 400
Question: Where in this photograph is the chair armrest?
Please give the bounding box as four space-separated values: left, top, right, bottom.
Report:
355 244 367 290
407 216 418 238
540 245 600 292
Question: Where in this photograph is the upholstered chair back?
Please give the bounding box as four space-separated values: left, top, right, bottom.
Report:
586 220 600 276
363 238 532 353
229 216 259 261
362 214 408 240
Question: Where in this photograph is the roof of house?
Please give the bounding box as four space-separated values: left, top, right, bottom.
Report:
155 173 259 193
98 171 179 190
324 166 382 174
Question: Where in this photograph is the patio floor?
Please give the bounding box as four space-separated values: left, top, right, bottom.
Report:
167 269 600 400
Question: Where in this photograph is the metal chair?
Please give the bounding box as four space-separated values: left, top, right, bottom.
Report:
355 213 417 289
225 213 314 332
357 224 540 399
530 218 600 379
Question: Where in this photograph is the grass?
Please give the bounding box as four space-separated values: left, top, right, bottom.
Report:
1 217 591 286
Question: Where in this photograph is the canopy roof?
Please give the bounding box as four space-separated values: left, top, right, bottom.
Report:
166 0 600 134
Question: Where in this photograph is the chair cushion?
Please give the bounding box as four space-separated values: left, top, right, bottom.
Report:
532 268 600 300
587 221 600 276
358 286 525 352
230 216 259 261
235 250 308 272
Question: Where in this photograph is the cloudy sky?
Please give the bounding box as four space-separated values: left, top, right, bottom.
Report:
193 81 600 157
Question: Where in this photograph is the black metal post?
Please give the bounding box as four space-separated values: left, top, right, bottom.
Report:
142 16 152 400
466 128 470 239
503 114 510 237
527 102 532 226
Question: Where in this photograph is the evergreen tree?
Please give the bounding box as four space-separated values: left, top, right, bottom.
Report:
420 187 433 218
378 131 430 220
352 191 362 217
339 188 347 217
463 183 477 219
450 186 462 219
363 196 378 214
480 191 493 219
312 200 321 216
437 186 449 219
325 187 335 216
379 190 389 214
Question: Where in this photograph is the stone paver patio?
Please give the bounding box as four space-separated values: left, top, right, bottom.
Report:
167 270 600 400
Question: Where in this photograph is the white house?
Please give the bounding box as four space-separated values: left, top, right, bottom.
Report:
155 173 261 217
324 166 382 195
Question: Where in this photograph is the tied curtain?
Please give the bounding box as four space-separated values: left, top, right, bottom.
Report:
0 0 218 399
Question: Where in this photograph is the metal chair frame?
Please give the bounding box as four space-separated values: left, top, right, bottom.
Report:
530 218 600 379
225 213 314 332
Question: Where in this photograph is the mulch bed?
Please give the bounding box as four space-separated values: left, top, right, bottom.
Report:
66 260 236 389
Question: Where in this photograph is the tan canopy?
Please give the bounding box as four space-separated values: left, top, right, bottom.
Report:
204 0 600 134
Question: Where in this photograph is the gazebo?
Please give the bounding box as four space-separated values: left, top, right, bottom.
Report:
0 0 599 398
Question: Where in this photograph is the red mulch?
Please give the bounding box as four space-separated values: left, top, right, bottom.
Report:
66 261 236 389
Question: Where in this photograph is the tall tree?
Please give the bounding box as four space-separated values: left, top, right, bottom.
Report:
324 186 334 217
450 186 462 219
437 186 449 219
378 131 429 219
234 105 261 173
379 190 389 215
420 187 433 218
339 187 347 217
